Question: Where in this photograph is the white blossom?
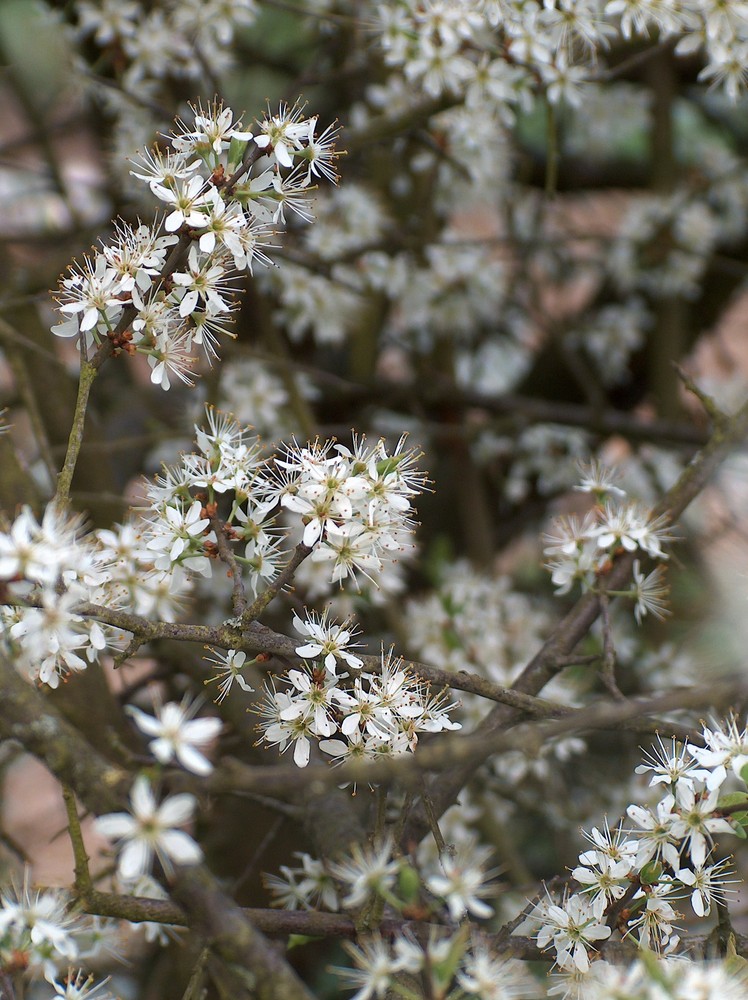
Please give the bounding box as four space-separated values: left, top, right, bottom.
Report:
95 776 202 880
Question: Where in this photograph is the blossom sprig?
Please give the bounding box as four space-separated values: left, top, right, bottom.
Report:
551 954 748 1000
140 409 426 601
373 0 748 110
50 100 340 385
0 503 134 688
266 834 498 928
73 2 259 93
268 434 428 587
332 926 536 1000
543 461 675 621
0 874 109 984
255 647 461 768
535 718 748 977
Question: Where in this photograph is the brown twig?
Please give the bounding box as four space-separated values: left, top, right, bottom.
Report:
210 516 248 617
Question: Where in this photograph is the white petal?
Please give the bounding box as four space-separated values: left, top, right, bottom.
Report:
126 705 163 736
176 745 213 775
131 777 156 820
183 717 222 743
295 642 323 658
158 793 197 827
119 838 152 880
95 813 136 840
293 737 310 767
150 737 175 764
159 830 203 866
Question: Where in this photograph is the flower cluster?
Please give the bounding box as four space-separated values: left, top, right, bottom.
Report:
74 0 259 94
272 434 427 586
404 560 552 690
0 494 213 687
266 186 509 354
142 410 426 602
335 928 536 1000
266 831 497 926
0 876 112 986
0 408 427 690
256 647 460 768
534 723 748 985
374 0 748 109
543 461 674 620
51 100 338 386
0 504 125 687
551 955 748 1000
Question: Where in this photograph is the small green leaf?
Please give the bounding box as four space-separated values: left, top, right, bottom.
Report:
228 137 250 170
398 864 421 904
638 948 671 988
287 935 322 950
431 924 470 987
376 456 403 477
717 792 748 807
717 792 748 831
640 860 663 885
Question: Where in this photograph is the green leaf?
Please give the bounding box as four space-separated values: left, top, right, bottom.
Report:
228 137 250 170
717 792 748 832
375 455 404 477
640 860 664 885
431 924 470 987
398 864 421 904
287 934 322 950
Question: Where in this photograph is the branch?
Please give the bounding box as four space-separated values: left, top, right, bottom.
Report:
210 515 248 617
78 886 748 966
207 678 745 797
311 375 708 447
411 394 748 836
13 598 592 717
171 867 317 1000
62 783 93 895
53 359 98 511
0 654 129 815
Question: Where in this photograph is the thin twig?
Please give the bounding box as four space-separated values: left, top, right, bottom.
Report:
211 516 247 617
421 792 448 856
231 815 286 896
182 947 211 1000
236 543 312 625
673 363 729 428
61 783 93 896
53 360 98 511
599 592 625 700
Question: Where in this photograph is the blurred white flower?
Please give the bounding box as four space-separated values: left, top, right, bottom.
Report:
126 693 222 775
95 776 202 880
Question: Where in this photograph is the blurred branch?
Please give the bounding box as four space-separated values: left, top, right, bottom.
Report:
412 392 748 836
208 678 743 797
171 867 317 1000
0 654 129 815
